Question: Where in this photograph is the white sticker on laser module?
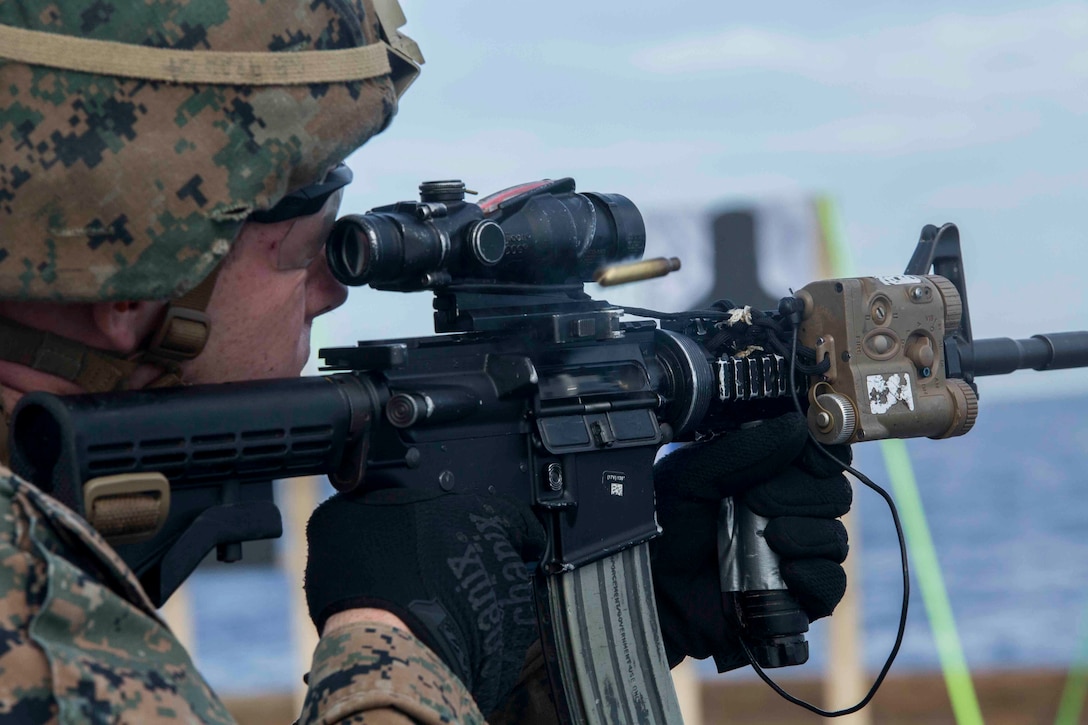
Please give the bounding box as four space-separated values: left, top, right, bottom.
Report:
877 274 922 286
867 373 915 414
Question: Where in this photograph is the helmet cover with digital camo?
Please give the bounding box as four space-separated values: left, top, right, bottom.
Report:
0 0 422 302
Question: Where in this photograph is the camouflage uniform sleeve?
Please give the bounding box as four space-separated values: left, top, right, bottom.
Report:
0 467 236 724
301 622 485 725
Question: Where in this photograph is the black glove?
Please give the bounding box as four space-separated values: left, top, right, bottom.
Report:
305 487 546 715
651 412 852 669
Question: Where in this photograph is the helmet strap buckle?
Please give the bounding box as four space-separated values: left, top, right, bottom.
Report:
142 262 222 369
146 305 210 362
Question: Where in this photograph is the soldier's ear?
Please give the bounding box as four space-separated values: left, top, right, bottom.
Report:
91 300 168 354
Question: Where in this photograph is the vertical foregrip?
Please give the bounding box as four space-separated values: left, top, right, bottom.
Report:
720 501 810 668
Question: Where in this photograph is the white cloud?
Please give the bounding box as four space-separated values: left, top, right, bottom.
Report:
353 130 725 177
759 109 1040 156
631 5 1088 107
343 129 783 208
633 26 842 76
922 170 1088 210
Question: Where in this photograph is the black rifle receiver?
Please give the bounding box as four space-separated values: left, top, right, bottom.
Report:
9 178 1088 724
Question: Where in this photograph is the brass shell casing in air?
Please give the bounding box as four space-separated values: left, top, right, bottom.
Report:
594 257 681 287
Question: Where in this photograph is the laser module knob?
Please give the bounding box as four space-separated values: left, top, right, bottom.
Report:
931 276 963 332
937 378 979 439
811 392 857 445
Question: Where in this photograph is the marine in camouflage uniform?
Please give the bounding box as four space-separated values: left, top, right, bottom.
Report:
0 0 508 721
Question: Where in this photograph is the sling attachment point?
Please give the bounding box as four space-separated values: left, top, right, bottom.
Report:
84 473 170 545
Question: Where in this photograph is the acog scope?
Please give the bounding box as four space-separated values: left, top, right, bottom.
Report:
325 177 645 291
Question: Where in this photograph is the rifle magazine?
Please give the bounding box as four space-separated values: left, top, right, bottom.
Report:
539 543 683 724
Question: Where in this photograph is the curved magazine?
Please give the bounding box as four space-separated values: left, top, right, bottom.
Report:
541 543 683 724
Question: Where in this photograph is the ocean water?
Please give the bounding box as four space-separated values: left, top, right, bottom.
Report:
186 393 1088 693
851 392 1088 672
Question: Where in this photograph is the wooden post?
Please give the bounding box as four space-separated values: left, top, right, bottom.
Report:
815 200 871 723
672 658 704 724
282 476 323 715
823 508 871 723
159 581 197 659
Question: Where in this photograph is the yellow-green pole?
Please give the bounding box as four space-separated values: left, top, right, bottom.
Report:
816 198 984 725
1054 601 1088 725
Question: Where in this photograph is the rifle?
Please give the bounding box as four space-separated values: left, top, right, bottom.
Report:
9 177 1088 723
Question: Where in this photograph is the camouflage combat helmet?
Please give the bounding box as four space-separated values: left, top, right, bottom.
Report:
0 0 423 303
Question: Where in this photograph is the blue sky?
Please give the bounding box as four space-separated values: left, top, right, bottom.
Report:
315 0 1088 399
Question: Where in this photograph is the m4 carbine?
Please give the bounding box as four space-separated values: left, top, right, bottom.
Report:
10 178 1088 724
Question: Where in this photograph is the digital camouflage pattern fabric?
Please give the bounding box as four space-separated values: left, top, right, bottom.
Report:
0 0 400 302
0 466 232 722
0 465 489 724
302 623 484 724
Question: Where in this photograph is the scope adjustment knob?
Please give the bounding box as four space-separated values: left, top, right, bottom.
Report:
419 180 466 203
810 392 857 445
468 220 506 266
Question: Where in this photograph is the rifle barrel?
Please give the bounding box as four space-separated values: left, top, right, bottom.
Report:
963 332 1088 377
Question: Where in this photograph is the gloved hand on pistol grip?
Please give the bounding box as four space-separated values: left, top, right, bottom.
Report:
650 412 853 670
304 486 547 716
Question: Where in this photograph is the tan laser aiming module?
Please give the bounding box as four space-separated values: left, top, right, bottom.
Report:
796 274 977 445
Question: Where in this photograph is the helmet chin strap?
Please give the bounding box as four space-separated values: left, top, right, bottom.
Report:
137 264 222 387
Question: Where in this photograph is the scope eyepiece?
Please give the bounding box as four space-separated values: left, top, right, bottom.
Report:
325 177 645 291
326 213 387 286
